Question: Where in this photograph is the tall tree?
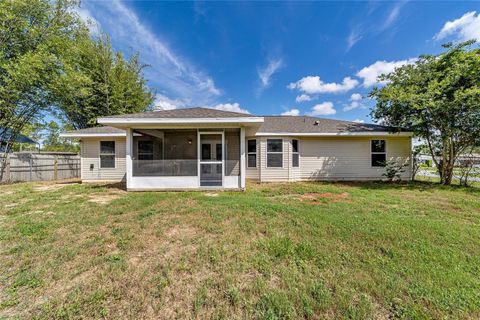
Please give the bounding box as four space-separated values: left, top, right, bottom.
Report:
0 0 87 178
52 35 155 129
370 41 480 185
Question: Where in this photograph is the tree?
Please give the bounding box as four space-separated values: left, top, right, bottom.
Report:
370 41 480 185
0 0 87 179
0 0 154 181
52 35 155 129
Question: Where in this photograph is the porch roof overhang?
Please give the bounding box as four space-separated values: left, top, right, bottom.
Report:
254 131 413 137
97 116 264 129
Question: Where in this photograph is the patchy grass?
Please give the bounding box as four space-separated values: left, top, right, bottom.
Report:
0 180 479 319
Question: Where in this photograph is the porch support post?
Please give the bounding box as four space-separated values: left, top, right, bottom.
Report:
240 126 246 189
126 127 133 189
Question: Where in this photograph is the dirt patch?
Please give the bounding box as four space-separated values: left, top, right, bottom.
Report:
204 192 219 197
33 183 77 192
165 225 200 240
87 189 127 205
299 192 351 204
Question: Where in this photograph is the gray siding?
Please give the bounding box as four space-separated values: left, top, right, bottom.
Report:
298 137 411 180
81 138 126 181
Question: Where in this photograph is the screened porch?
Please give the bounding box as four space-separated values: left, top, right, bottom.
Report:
128 128 243 189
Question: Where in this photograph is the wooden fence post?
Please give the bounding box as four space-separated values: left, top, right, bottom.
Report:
54 155 58 181
29 154 33 181
5 153 10 182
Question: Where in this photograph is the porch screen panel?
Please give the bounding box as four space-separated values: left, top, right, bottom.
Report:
132 129 197 176
225 129 240 176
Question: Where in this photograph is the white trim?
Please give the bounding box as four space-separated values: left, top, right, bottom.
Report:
60 133 125 138
240 127 246 189
126 128 133 189
255 132 413 137
60 132 142 138
98 117 264 125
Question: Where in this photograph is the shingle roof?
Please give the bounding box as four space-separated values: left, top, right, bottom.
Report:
106 107 255 119
257 116 401 134
61 126 125 135
62 109 406 136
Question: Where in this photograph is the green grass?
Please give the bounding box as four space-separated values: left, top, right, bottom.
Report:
0 180 479 319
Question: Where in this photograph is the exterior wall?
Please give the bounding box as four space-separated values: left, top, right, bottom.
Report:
259 137 291 182
80 137 126 181
298 137 411 180
250 136 411 182
79 133 412 185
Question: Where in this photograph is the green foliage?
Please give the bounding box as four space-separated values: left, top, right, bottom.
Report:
382 160 408 182
370 41 480 185
52 35 154 129
0 0 87 145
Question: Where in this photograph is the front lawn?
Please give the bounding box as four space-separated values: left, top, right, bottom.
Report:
1 181 479 319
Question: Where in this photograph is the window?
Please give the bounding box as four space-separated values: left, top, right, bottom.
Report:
138 141 154 160
292 139 299 168
100 141 115 168
267 139 283 168
371 140 386 167
247 139 257 168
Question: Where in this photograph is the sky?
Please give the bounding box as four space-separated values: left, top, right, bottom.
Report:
77 1 480 124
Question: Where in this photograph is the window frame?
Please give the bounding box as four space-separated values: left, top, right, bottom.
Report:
370 139 387 167
137 140 154 161
292 139 300 168
266 139 283 168
99 140 116 169
247 139 257 168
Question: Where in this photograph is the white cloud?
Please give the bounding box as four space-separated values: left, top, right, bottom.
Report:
212 103 250 114
347 27 363 51
350 93 362 101
258 58 284 90
295 94 312 103
82 1 220 106
288 76 358 94
434 11 480 42
343 93 366 111
307 102 336 116
356 59 416 87
353 119 365 123
281 109 300 116
153 94 187 110
381 1 407 31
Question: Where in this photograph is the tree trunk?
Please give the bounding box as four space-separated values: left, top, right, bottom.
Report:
442 158 455 185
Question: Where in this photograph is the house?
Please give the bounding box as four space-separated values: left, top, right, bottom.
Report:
60 107 412 190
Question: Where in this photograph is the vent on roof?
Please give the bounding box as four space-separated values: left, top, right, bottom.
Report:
314 120 320 125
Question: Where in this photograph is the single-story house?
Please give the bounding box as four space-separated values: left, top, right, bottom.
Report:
60 107 412 191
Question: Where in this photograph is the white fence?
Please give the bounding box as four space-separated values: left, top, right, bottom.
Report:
0 152 80 183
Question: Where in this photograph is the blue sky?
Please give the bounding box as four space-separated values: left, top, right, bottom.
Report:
77 1 480 124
